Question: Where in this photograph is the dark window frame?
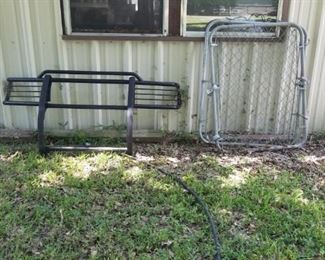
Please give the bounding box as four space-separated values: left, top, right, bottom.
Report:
61 0 291 41
61 0 168 36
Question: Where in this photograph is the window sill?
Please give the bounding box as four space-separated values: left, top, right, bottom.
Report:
62 34 204 42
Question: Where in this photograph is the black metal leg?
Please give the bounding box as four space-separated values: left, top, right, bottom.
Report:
37 75 51 154
127 77 136 155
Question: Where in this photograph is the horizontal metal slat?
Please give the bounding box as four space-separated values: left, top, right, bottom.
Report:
47 103 128 110
10 90 41 93
3 100 39 106
10 95 40 98
46 146 128 152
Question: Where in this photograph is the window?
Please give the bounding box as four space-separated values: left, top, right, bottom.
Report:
62 0 168 35
184 0 285 36
61 0 290 39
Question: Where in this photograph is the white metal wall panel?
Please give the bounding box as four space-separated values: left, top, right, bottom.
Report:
289 0 325 131
0 0 324 133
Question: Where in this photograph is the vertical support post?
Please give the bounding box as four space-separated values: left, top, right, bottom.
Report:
38 75 51 154
4 81 13 103
126 77 136 155
210 45 220 143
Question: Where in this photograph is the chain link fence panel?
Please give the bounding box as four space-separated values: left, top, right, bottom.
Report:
199 21 308 149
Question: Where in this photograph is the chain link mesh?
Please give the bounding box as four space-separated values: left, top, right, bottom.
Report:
200 22 308 148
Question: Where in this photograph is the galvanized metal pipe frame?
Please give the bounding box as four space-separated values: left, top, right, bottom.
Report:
199 20 308 149
199 20 260 145
3 70 181 155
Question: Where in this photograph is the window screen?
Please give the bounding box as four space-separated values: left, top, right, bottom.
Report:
70 0 164 34
186 0 279 32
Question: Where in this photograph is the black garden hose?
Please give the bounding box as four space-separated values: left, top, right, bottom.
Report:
124 155 222 260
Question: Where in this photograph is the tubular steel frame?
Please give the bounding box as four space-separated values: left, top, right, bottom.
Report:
199 20 308 149
3 70 181 155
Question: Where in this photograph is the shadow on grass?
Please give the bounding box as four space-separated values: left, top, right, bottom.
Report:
0 143 324 259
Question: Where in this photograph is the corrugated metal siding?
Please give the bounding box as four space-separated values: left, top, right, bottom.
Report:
0 0 324 133
289 0 325 131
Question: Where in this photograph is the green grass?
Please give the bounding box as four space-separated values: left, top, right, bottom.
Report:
0 142 324 259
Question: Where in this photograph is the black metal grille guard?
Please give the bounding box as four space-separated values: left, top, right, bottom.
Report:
3 70 182 154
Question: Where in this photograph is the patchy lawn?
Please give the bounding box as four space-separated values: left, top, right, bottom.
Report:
0 138 324 259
